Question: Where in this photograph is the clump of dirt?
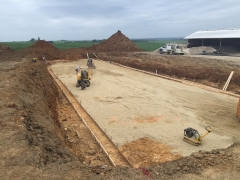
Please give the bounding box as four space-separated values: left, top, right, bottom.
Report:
119 137 181 168
88 30 142 52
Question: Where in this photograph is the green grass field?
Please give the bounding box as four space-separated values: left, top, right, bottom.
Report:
2 42 35 49
134 39 187 51
52 41 100 49
2 39 187 51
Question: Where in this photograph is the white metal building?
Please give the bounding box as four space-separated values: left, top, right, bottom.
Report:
184 29 240 48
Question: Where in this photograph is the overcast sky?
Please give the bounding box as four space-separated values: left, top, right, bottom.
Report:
1 0 239 41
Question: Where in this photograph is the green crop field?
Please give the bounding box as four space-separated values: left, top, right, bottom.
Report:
2 39 187 51
134 41 166 51
2 42 35 49
133 39 187 51
1 41 99 50
52 41 99 49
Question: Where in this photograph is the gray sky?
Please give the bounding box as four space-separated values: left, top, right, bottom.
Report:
1 0 239 41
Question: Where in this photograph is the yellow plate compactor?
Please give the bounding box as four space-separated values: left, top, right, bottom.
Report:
183 126 212 146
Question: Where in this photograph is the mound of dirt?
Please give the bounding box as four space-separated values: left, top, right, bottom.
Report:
88 30 142 52
0 44 12 51
28 40 59 60
30 40 57 51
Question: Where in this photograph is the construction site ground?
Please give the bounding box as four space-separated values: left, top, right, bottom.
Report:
1 32 240 179
50 58 239 166
1 54 240 180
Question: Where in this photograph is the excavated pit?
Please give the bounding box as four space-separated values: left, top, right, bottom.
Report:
1 55 240 179
50 59 240 168
1 31 240 179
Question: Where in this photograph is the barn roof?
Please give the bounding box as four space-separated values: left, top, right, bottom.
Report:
184 29 240 39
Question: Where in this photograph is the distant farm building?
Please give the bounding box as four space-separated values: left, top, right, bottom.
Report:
184 29 240 49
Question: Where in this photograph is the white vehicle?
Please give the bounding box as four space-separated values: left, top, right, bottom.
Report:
159 44 189 55
159 45 172 54
172 45 189 55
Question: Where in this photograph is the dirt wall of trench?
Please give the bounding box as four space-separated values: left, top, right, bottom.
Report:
2 60 77 167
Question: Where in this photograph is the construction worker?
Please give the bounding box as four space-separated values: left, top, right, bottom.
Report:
75 66 80 74
87 58 92 66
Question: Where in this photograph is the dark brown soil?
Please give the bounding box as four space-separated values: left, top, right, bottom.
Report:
0 44 12 51
87 30 142 52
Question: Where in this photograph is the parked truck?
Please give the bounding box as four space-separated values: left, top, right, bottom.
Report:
159 45 172 54
172 45 189 55
159 44 189 55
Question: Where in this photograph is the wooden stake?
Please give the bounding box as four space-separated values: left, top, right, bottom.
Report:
93 53 98 58
76 130 81 140
223 71 234 91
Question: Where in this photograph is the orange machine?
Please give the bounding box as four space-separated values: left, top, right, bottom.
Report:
237 99 240 118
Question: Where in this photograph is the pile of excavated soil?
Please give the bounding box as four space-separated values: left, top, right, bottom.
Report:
25 31 143 60
6 31 142 61
27 40 87 60
0 44 12 51
28 40 59 60
30 40 57 51
88 30 142 52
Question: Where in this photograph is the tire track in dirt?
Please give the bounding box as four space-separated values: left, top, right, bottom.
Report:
47 67 133 167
